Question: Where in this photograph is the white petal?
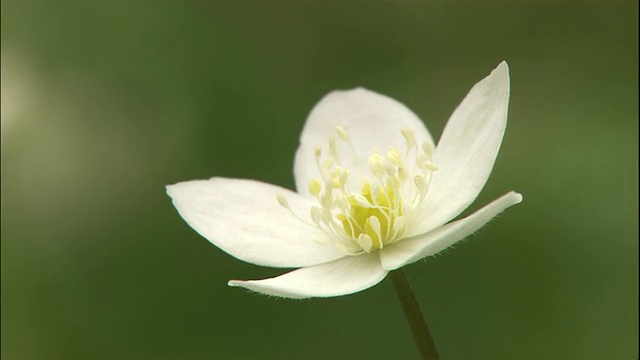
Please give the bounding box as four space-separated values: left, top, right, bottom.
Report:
166 178 345 268
229 253 387 299
414 62 511 234
380 191 522 271
294 88 434 197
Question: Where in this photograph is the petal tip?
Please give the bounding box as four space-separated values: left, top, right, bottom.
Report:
509 191 523 204
165 184 182 200
326 86 373 100
165 180 194 198
515 192 523 203
490 61 510 83
165 183 177 196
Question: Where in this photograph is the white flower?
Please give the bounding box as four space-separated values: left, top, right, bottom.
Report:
167 62 522 299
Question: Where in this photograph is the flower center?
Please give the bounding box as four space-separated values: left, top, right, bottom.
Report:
279 126 436 255
337 182 401 251
312 126 438 254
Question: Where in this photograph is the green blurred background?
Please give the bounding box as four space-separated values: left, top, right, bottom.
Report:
2 1 637 359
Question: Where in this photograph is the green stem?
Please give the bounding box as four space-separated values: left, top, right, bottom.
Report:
389 269 440 360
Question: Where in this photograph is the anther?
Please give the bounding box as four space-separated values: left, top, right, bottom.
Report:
350 194 372 208
398 166 408 181
414 174 425 190
357 234 373 252
386 148 404 167
310 206 323 225
367 216 383 248
369 154 386 177
422 140 434 158
276 193 289 208
312 235 329 245
401 128 416 150
308 179 321 197
336 126 349 141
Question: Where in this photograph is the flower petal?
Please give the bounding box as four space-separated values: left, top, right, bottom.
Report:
294 88 434 197
166 178 345 268
229 253 387 299
380 191 522 271
414 62 511 235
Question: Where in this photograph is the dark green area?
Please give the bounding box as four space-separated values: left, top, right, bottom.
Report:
2 1 637 359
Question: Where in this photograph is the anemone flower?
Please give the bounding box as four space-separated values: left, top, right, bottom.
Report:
167 61 521 300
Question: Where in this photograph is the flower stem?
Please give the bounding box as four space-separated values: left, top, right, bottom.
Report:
389 269 440 360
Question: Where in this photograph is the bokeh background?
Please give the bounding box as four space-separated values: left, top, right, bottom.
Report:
2 1 637 359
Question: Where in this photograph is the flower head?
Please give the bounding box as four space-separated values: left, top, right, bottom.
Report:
167 62 522 299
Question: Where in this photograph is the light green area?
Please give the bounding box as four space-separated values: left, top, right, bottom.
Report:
2 2 637 359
